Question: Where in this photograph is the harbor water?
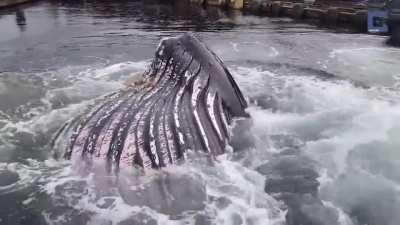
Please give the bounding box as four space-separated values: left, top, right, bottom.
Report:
1 1 400 224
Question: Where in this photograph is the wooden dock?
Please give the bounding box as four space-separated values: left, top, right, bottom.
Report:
179 0 370 31
0 0 32 8
246 0 369 32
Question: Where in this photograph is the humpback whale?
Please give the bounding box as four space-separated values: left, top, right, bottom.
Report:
63 33 248 171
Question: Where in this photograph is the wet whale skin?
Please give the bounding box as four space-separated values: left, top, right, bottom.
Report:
64 33 248 170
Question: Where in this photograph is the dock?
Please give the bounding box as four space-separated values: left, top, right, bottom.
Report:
1 0 398 45
184 0 372 31
181 0 398 44
0 0 32 8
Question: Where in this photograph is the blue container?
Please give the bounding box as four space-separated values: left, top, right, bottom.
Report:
368 9 389 33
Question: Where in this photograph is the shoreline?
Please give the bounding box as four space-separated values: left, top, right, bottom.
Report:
179 0 399 45
0 0 33 8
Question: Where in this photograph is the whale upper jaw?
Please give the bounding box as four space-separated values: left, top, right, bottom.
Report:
63 33 248 171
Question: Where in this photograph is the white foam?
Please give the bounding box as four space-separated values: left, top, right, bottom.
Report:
93 61 149 79
4 57 400 225
231 64 400 224
0 61 148 149
327 47 400 86
170 158 287 225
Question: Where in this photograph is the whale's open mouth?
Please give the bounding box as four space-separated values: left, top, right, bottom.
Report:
62 33 248 171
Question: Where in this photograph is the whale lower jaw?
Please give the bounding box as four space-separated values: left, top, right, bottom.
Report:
64 33 248 171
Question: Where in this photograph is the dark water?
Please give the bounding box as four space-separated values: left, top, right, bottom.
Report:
1 1 400 225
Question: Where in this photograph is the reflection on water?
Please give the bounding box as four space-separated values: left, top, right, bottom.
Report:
0 0 246 72
15 9 26 30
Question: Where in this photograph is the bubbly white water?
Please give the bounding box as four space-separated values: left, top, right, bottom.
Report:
1 45 400 225
2 1 400 224
230 57 400 225
0 61 285 225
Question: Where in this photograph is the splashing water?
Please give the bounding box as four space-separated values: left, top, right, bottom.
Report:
1 1 400 225
2 55 400 225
